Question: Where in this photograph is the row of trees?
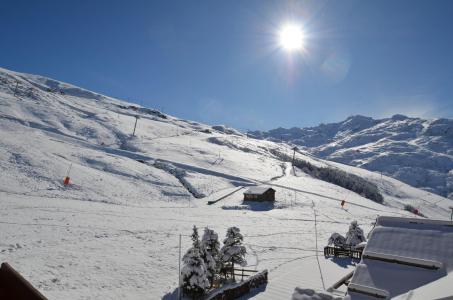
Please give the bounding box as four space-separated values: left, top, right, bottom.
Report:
181 226 247 298
270 149 384 203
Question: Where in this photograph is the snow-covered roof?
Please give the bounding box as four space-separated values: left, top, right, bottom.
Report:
392 272 453 300
347 216 453 299
243 186 274 195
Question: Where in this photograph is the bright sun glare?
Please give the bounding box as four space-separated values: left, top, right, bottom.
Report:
279 24 305 51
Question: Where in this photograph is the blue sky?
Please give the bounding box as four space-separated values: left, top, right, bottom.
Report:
1 0 453 130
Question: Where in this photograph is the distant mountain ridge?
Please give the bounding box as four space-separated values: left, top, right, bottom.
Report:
249 114 453 199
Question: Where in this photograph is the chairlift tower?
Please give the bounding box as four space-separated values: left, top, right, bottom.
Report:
132 115 140 136
292 146 298 165
13 80 19 96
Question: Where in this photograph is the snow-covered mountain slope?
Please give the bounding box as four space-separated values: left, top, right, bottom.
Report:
250 115 453 200
1 67 452 299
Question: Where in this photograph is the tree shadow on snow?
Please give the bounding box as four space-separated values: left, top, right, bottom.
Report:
327 257 358 268
161 288 181 300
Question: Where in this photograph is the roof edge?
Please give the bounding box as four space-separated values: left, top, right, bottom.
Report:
376 216 453 227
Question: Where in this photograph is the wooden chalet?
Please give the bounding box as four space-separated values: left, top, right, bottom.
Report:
243 186 275 202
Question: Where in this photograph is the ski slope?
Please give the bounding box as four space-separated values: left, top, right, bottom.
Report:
0 67 451 299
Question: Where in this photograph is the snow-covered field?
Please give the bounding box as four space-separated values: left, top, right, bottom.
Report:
1 67 452 299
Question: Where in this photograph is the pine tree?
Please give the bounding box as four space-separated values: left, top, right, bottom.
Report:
190 225 200 248
345 220 366 248
201 227 221 286
220 227 247 280
181 226 210 298
328 232 346 247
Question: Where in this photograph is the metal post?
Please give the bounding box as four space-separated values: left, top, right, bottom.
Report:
132 115 139 136
178 234 182 300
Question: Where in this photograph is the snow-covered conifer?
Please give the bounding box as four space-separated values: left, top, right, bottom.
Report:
191 225 200 248
201 227 220 286
345 220 366 248
328 232 346 247
220 227 246 280
181 226 209 298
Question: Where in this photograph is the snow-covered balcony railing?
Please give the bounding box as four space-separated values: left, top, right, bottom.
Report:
362 251 443 270
327 270 354 291
323 246 363 259
206 269 268 300
347 283 390 299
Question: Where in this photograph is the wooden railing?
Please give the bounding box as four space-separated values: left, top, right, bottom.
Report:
324 246 363 259
233 268 258 281
219 265 258 281
207 269 268 300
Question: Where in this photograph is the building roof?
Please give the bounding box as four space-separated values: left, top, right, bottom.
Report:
243 186 274 195
347 216 453 300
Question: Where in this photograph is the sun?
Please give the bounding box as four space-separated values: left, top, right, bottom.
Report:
278 24 305 52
